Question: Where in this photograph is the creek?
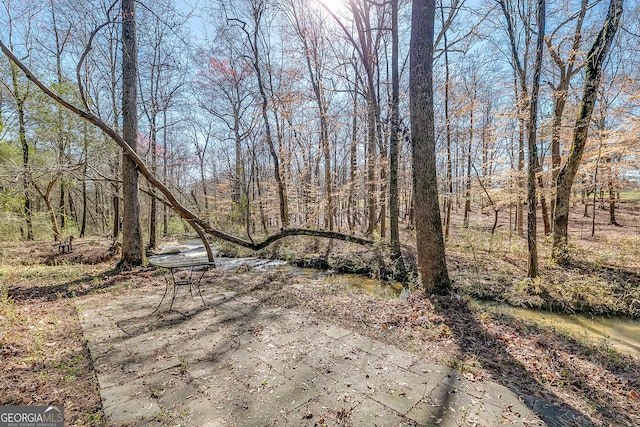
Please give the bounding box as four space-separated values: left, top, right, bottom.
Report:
149 240 640 356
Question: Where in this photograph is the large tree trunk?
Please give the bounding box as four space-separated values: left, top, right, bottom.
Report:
526 0 545 278
552 0 623 264
119 0 144 268
410 0 450 294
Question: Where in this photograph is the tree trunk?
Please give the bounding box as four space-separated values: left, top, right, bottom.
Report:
9 60 33 241
526 0 545 279
552 0 623 263
410 0 450 294
33 181 60 241
366 100 377 235
463 94 474 228
538 175 551 235
80 122 88 238
607 157 618 225
120 0 144 268
441 6 453 239
547 0 588 220
516 99 525 235
347 79 358 233
592 144 602 236
149 114 158 250
248 5 289 228
162 109 169 236
389 0 406 276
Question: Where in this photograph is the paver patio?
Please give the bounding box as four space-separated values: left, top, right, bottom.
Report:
76 270 589 426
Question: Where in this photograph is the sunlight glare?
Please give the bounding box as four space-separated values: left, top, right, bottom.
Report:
317 0 346 14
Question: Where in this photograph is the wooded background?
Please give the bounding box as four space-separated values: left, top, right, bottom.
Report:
1 0 638 264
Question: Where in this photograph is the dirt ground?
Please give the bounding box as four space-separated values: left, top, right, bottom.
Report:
0 202 639 426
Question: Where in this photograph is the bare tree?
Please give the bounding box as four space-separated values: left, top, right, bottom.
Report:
2 1 36 240
226 0 290 228
410 0 450 294
119 0 144 267
286 0 335 231
525 0 545 278
545 0 589 219
552 0 623 264
497 0 545 278
389 0 406 275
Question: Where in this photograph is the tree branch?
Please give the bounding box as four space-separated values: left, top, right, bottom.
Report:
0 40 375 252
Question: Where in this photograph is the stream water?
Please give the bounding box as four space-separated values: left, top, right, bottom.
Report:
473 300 640 356
149 240 640 356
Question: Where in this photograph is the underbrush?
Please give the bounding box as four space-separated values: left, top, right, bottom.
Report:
448 225 640 318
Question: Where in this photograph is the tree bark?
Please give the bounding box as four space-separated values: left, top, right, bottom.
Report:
410 0 450 294
389 0 406 276
120 0 144 268
526 0 545 278
552 0 623 264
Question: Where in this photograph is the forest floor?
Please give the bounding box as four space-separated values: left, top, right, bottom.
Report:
0 205 639 425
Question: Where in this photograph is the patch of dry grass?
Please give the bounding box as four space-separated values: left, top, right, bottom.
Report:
0 238 125 426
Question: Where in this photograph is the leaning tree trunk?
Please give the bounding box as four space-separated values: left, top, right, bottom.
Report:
410 0 450 294
552 0 623 264
119 0 144 268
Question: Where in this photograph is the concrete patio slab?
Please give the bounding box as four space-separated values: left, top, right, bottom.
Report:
76 272 589 426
